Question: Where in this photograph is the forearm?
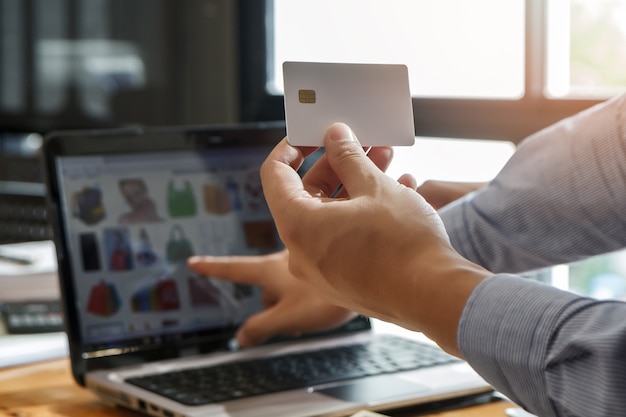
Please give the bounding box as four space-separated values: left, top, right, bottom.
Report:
394 246 490 357
440 93 626 273
459 276 626 417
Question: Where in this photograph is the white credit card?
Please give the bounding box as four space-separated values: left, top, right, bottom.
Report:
283 61 415 147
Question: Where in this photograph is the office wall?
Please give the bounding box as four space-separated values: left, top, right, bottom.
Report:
176 0 240 125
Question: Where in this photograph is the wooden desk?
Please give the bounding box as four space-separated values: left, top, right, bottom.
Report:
0 358 513 417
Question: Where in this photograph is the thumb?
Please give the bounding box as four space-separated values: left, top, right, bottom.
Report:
324 123 380 197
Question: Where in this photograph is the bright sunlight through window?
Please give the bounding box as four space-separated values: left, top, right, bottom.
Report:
271 0 525 99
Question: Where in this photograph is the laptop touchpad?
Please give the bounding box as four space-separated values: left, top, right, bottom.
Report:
312 376 429 404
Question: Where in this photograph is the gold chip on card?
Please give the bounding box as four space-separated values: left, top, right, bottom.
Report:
298 89 316 103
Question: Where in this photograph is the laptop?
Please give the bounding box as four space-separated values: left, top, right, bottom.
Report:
42 122 492 417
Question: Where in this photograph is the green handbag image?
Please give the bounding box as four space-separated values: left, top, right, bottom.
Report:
167 179 197 217
166 224 194 263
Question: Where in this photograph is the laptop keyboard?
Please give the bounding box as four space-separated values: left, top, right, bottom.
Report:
126 335 460 406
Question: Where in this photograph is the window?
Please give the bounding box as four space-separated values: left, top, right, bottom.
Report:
545 249 626 302
547 0 626 98
240 0 625 143
271 0 525 99
386 137 515 185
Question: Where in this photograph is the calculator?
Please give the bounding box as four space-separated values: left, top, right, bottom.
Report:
0 300 64 334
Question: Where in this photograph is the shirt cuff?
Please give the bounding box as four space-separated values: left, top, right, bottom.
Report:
457 275 580 415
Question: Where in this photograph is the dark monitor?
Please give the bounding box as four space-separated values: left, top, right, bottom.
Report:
0 0 239 134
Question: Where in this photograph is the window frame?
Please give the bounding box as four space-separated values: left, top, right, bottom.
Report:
238 0 603 144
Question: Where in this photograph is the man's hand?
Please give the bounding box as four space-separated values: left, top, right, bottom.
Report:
188 251 356 347
261 123 490 356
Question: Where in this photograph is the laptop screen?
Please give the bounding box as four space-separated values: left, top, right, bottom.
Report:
49 127 283 355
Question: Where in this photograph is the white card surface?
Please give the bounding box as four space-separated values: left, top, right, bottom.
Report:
283 61 415 147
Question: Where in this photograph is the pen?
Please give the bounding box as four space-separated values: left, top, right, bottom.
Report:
0 251 34 266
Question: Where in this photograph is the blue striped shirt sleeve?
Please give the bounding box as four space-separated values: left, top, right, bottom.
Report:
440 93 626 274
459 276 626 417
440 93 626 416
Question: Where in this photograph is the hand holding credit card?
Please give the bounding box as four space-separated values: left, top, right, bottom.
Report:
283 61 415 147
